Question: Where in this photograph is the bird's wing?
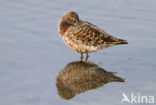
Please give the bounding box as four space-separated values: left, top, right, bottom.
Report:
67 22 124 47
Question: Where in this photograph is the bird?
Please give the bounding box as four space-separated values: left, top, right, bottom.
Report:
58 11 128 60
56 60 125 99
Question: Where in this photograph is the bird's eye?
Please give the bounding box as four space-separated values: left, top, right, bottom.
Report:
71 18 76 22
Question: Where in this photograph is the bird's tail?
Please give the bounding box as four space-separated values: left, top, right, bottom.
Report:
116 39 128 45
111 76 125 82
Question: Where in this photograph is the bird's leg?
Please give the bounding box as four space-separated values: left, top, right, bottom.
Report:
85 52 89 61
80 53 83 61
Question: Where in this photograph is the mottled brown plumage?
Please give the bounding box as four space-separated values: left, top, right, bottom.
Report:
56 61 125 99
58 11 128 60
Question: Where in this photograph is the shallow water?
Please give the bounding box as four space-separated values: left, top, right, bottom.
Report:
0 0 156 105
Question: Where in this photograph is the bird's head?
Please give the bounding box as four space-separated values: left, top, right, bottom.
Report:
61 11 79 25
58 11 79 36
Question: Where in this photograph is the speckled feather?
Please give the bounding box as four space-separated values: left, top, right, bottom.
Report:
58 11 128 53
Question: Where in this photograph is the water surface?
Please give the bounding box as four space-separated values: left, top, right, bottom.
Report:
0 0 156 105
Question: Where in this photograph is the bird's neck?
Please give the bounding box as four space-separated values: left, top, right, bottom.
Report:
58 20 72 36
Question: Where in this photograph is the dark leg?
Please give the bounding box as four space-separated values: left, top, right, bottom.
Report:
80 53 83 61
85 52 89 61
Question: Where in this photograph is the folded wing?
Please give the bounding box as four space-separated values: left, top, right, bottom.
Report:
67 21 128 48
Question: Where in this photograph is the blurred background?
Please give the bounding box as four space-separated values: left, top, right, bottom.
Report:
0 0 156 105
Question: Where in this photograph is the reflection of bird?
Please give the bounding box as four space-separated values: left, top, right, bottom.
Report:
58 11 128 60
56 61 125 100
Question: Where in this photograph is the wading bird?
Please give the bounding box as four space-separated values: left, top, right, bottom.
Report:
58 11 128 60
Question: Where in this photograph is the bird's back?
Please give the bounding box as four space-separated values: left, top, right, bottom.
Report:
65 21 127 52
